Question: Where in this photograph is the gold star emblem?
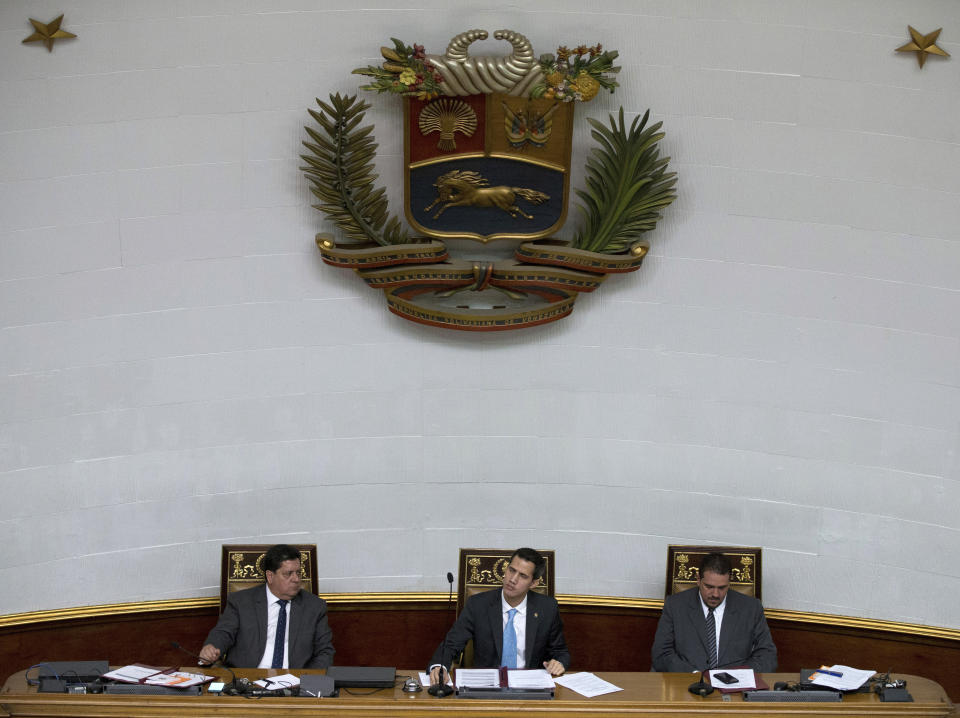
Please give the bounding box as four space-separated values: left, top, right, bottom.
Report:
22 15 77 53
895 26 950 68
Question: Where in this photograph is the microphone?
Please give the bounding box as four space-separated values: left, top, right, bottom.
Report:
428 571 456 698
688 669 715 697
428 667 454 698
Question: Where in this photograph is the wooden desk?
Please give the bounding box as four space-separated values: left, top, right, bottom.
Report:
1 669 953 717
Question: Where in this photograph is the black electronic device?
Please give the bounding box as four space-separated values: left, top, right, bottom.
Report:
744 689 842 702
880 687 913 702
300 674 337 698
325 666 396 689
103 683 202 696
38 679 68 693
37 660 108 684
798 668 846 692
457 685 553 700
714 672 738 685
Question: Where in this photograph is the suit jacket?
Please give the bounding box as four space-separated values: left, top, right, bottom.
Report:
430 589 570 671
651 587 777 672
204 585 335 669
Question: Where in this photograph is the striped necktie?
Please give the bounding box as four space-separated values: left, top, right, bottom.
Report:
271 599 288 669
705 607 718 669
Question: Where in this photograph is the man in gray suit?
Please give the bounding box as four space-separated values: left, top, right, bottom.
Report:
199 544 334 669
651 552 776 672
428 547 570 687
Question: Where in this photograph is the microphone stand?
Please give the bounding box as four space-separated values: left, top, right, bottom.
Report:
688 668 715 697
428 572 456 697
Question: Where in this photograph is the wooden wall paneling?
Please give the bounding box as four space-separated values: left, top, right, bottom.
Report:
0 606 218 689
769 619 960 702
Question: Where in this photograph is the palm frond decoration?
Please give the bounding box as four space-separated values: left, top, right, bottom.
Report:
571 108 677 254
300 93 408 246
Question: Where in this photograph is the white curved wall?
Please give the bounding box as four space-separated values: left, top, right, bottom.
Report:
1 1 958 628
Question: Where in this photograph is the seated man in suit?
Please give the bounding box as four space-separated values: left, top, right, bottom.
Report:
428 547 570 686
651 552 776 672
199 544 334 669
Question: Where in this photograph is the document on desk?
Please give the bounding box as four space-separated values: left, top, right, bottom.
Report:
507 669 555 689
102 665 166 683
808 665 874 691
455 669 501 688
710 669 756 689
254 673 300 689
145 671 214 687
553 672 623 698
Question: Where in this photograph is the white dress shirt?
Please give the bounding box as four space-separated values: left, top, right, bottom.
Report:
257 585 290 669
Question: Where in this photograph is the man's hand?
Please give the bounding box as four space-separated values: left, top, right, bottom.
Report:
198 644 221 665
429 666 447 685
543 659 565 676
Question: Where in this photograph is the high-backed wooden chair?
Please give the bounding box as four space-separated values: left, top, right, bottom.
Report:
664 545 761 599
219 544 319 613
455 548 555 667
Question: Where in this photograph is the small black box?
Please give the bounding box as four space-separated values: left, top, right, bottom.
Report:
880 688 913 702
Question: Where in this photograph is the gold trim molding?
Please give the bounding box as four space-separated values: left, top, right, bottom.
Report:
2 593 958 642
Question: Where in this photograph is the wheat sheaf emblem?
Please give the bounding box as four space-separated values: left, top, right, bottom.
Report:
418 99 477 151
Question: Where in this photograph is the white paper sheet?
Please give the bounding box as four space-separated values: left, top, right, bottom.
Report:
254 673 301 689
553 672 623 698
709 669 756 689
507 669 555 689
454 668 501 688
102 665 161 682
808 665 874 691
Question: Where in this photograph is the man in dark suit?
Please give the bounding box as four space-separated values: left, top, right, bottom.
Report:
651 552 776 672
428 547 570 686
199 544 334 669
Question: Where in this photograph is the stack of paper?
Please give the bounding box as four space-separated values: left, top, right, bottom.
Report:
808 665 875 691
102 665 213 687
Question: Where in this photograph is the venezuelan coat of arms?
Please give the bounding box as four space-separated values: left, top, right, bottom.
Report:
302 30 677 331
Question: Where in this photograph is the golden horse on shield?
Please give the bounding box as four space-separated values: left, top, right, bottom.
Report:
425 170 550 220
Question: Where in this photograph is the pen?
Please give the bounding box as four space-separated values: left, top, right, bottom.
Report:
813 669 843 678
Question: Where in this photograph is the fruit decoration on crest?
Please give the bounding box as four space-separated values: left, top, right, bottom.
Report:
301 29 677 331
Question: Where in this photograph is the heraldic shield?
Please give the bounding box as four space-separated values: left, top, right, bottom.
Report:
406 94 573 242
304 29 677 330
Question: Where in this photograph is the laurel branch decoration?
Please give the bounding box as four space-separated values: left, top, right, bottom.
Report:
571 108 677 254
300 93 408 246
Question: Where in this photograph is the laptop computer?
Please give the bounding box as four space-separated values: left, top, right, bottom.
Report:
325 666 395 689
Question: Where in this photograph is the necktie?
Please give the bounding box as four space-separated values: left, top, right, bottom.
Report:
705 607 717 669
271 599 288 669
501 608 518 668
